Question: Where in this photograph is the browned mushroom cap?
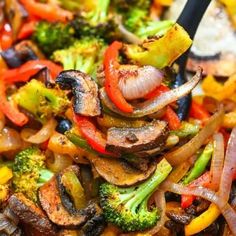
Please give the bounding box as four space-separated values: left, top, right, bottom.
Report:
106 120 168 154
187 52 236 77
8 193 58 236
56 70 101 117
38 173 94 229
1 40 45 68
86 154 157 186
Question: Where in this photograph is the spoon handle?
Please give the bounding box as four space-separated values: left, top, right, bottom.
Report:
177 0 211 40
176 0 211 67
174 0 211 120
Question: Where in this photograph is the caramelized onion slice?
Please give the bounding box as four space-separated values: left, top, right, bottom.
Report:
21 119 57 144
0 127 22 153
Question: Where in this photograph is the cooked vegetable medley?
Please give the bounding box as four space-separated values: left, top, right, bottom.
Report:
0 0 236 235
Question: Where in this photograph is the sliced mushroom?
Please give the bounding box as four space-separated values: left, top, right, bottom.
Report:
82 213 106 236
86 154 157 186
39 173 95 229
56 70 101 117
8 193 58 236
106 120 168 154
56 165 87 215
166 202 193 225
1 40 41 68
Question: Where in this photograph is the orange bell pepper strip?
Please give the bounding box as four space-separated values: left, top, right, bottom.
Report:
20 0 73 23
17 20 37 40
0 23 13 50
181 171 211 209
0 78 28 126
163 106 181 130
189 100 210 121
3 60 62 84
73 114 117 156
104 41 133 113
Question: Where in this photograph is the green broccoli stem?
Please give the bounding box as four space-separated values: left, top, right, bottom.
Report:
90 0 110 24
126 159 172 210
38 169 54 186
137 20 174 39
183 142 213 185
63 55 75 70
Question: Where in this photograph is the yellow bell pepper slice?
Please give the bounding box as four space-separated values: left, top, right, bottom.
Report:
48 132 89 164
0 166 13 185
154 0 173 6
185 203 220 235
202 74 236 101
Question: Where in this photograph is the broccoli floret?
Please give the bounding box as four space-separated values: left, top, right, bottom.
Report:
52 39 106 77
112 0 172 39
71 0 120 42
113 0 151 13
123 24 192 69
136 20 174 39
33 21 75 56
100 158 172 232
86 0 110 26
12 79 69 123
12 147 54 202
112 0 173 39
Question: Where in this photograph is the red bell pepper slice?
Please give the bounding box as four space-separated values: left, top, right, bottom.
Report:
0 23 13 50
104 41 133 113
163 106 181 130
219 128 230 148
17 20 37 40
0 78 28 126
3 60 62 84
40 139 49 151
20 0 73 23
144 84 170 100
73 114 117 156
189 100 210 121
181 171 211 209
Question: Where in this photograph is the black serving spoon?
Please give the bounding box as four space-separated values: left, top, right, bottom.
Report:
173 0 211 120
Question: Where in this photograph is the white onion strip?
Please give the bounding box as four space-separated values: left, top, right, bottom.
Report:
21 118 57 144
118 65 164 100
218 127 236 203
210 133 224 191
161 181 236 235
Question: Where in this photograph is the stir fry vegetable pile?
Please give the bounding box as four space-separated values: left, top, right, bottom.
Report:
0 0 236 236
